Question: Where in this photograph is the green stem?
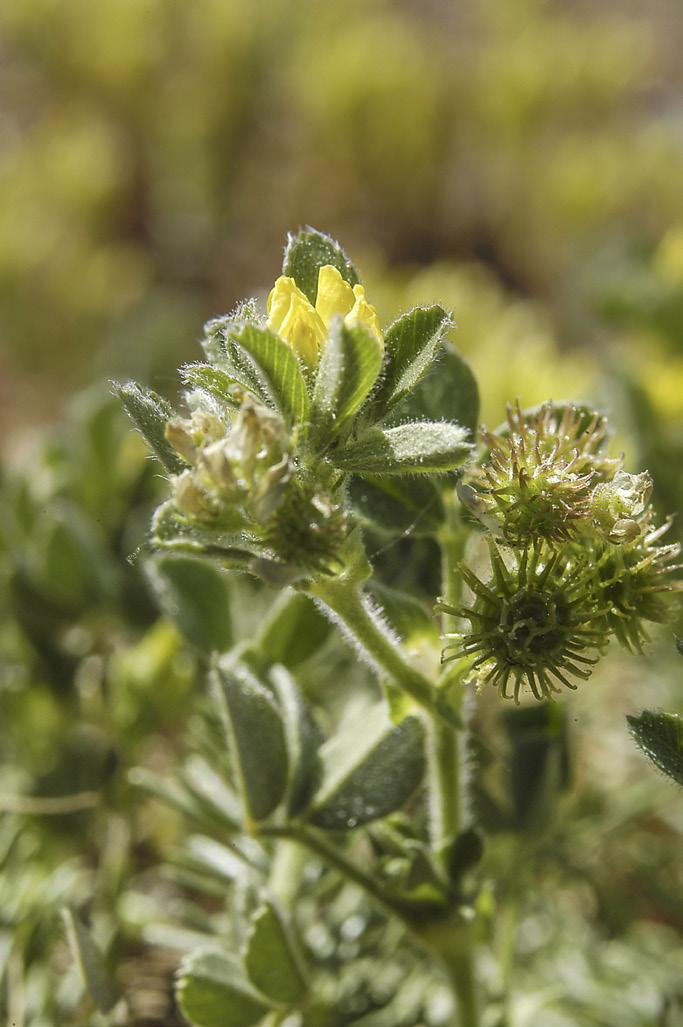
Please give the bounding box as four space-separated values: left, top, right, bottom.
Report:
262 823 412 928
306 575 436 714
268 839 308 908
307 519 480 1025
430 501 468 871
429 498 480 1027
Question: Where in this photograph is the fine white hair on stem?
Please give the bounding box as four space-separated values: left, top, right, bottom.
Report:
312 589 403 676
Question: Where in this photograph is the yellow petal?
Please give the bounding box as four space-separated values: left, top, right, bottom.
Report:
315 264 355 325
266 276 326 368
345 283 383 348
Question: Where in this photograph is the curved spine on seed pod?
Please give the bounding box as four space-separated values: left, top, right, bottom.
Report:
436 540 608 704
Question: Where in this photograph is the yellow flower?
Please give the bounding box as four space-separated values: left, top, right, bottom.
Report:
266 264 382 368
266 276 326 368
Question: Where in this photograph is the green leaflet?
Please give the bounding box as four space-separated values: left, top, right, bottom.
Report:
502 703 571 834
627 710 683 786
349 474 444 536
283 226 359 304
334 421 472 475
244 899 308 1005
214 661 288 821
309 704 426 830
370 305 452 416
231 325 310 426
270 664 322 815
181 363 242 410
150 500 264 571
246 589 332 670
34 499 114 612
176 949 269 1027
397 341 479 435
448 827 485 890
112 380 185 474
369 582 438 643
145 553 233 654
62 909 119 1014
129 764 241 836
311 319 383 438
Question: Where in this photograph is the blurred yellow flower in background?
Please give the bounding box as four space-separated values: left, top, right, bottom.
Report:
267 264 382 368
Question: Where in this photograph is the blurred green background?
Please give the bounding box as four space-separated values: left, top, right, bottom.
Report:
1 0 683 1024
2 0 683 437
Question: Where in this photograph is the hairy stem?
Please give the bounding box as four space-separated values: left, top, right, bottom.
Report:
430 501 468 869
306 575 436 713
430 497 480 1027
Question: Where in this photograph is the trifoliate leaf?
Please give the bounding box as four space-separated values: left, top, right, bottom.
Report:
244 899 308 1005
369 306 452 416
310 705 426 830
311 320 383 438
62 909 119 1014
627 710 683 786
145 554 232 654
112 380 184 474
283 227 359 305
334 421 472 475
231 325 310 426
176 949 269 1027
214 661 288 821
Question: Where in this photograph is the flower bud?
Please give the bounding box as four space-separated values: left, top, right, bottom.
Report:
165 410 225 465
590 470 652 543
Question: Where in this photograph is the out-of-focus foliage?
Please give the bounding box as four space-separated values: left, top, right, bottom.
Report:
2 0 683 415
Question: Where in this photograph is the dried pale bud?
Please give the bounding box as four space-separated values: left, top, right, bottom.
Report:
232 401 289 483
590 470 653 543
166 410 225 464
200 440 242 497
172 469 217 519
249 454 292 521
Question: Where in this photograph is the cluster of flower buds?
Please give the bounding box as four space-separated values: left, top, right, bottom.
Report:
441 402 681 701
167 401 292 524
164 395 347 576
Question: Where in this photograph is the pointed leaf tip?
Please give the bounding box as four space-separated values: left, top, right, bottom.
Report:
627 710 683 786
283 227 359 305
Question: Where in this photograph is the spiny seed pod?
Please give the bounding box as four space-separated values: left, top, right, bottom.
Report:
588 518 682 651
462 402 620 546
436 542 607 704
